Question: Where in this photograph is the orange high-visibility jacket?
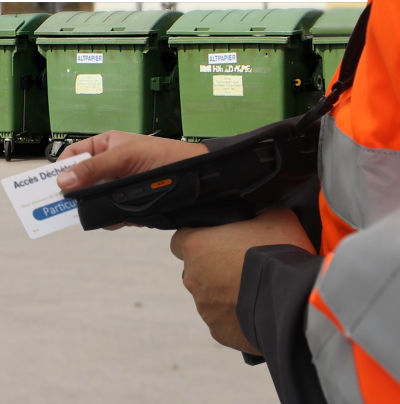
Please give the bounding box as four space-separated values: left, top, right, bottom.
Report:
307 0 400 402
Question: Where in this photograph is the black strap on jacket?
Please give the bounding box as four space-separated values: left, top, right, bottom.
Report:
292 2 372 137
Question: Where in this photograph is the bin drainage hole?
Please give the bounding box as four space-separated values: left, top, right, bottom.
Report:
265 53 269 57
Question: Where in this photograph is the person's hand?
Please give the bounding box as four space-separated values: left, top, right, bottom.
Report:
170 207 316 355
56 131 208 230
57 131 208 191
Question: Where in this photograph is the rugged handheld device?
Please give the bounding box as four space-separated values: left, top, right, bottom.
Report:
64 116 320 231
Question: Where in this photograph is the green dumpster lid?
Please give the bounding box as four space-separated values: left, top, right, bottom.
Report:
167 9 323 37
34 10 182 38
0 14 50 40
310 8 363 38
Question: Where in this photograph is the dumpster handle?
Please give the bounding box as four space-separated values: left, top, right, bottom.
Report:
152 91 157 133
22 87 27 133
16 75 32 138
15 88 28 138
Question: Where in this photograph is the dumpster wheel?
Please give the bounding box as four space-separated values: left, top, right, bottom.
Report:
45 142 67 163
4 140 13 162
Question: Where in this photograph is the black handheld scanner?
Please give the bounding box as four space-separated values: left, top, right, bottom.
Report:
64 116 320 231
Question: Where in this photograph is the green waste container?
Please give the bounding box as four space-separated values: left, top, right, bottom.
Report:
0 13 51 161
310 8 363 89
167 9 324 142
35 11 183 162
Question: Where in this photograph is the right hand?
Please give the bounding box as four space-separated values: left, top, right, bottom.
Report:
171 207 316 354
57 130 209 192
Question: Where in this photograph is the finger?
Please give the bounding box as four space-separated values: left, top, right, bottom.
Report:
103 223 128 231
170 227 195 260
103 222 143 231
58 136 99 160
58 131 129 161
57 145 130 191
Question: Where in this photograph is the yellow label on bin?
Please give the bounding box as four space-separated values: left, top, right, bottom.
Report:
75 74 103 95
213 75 243 97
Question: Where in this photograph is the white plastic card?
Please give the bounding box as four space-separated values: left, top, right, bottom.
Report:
1 153 91 239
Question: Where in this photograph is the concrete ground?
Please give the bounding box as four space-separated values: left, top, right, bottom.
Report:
0 149 280 404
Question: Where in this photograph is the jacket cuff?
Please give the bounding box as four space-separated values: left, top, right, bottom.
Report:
237 244 323 358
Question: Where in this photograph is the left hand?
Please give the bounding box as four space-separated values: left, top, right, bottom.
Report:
170 207 316 355
56 130 208 231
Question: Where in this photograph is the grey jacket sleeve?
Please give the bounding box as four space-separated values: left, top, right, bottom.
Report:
237 245 327 404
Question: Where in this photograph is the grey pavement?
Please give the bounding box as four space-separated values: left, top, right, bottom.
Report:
0 151 280 404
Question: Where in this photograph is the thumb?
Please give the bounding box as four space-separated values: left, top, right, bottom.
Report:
57 149 126 191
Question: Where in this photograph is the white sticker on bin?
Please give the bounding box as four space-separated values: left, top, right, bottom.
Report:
77 53 103 64
1 153 91 239
208 52 237 64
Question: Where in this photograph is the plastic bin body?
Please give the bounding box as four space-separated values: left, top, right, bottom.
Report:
168 9 324 141
35 11 183 140
311 8 363 88
0 14 50 142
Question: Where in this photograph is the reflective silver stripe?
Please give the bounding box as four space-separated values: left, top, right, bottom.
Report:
313 209 400 383
306 306 364 404
319 114 400 230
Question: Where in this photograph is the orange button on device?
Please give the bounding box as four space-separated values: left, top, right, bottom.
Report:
151 179 173 189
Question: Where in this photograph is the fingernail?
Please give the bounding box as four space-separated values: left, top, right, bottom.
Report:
58 170 78 189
